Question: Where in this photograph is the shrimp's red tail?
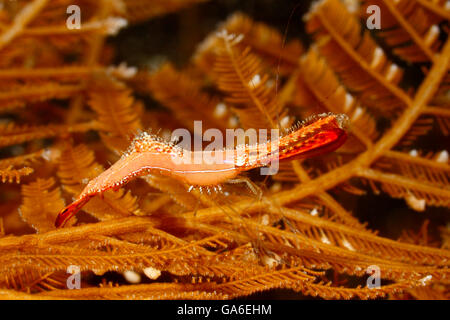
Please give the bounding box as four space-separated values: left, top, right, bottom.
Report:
55 196 91 228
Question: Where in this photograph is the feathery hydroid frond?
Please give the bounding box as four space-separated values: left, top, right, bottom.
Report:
0 0 449 301
88 81 143 152
148 63 232 132
195 12 303 76
210 31 286 129
0 167 34 183
0 121 98 148
306 0 409 114
361 0 444 62
19 178 68 233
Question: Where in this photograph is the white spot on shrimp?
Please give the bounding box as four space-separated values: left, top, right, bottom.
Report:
235 156 245 166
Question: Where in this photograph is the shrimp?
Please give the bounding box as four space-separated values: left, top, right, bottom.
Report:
55 113 349 227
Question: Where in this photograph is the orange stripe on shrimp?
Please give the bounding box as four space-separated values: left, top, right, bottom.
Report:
55 113 349 227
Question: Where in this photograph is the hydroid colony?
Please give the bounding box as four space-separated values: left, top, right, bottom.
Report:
0 0 448 299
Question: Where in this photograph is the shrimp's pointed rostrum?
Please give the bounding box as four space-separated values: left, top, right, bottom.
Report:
55 113 348 227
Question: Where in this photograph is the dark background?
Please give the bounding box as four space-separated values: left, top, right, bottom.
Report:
112 0 314 68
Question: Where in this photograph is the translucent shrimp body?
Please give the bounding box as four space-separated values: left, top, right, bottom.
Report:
55 113 348 227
